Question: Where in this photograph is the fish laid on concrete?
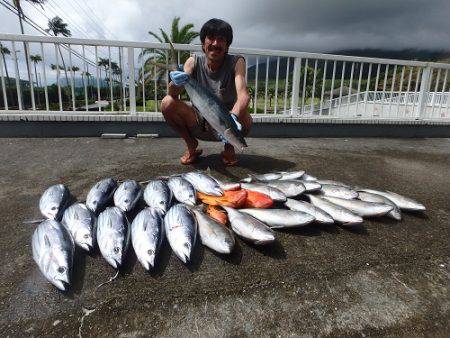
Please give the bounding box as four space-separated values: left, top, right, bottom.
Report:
277 170 306 180
318 184 359 200
164 204 197 263
61 203 95 252
97 207 130 269
131 207 164 270
182 172 223 196
322 196 393 217
357 191 402 220
86 178 117 214
297 180 322 192
315 179 351 188
213 178 241 191
197 190 247 208
308 195 363 226
144 180 172 214
114 180 142 213
167 176 196 206
223 206 275 244
262 180 306 197
205 205 228 225
241 173 282 183
358 189 426 211
301 173 318 181
191 208 235 254
39 184 70 220
284 198 334 224
240 183 287 202
239 208 315 229
32 220 74 291
242 189 274 208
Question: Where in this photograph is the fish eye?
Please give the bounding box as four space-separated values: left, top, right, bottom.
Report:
124 199 129 203
159 201 164 205
93 200 97 205
51 206 57 210
183 242 190 249
83 234 90 239
114 247 120 254
57 266 65 274
147 249 154 255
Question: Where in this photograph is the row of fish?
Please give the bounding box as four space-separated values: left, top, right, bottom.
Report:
31 170 426 291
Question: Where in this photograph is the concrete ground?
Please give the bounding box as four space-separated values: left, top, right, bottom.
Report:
0 137 449 337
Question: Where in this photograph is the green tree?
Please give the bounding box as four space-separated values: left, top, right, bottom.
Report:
30 54 42 106
140 16 199 84
0 44 12 103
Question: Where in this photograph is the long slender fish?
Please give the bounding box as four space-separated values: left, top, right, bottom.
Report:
32 220 74 291
62 203 95 252
277 170 306 180
114 180 142 212
241 173 282 182
358 189 426 211
297 180 322 192
262 180 306 197
222 206 275 244
240 183 286 202
357 191 402 220
97 207 130 269
191 208 235 254
131 207 164 270
322 196 393 217
318 184 359 199
184 78 247 150
239 208 315 228
86 178 117 214
167 176 197 206
39 184 70 220
284 198 334 224
182 172 223 196
164 204 197 263
143 180 172 214
308 195 363 226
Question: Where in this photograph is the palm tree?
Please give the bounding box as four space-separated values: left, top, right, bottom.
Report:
0 44 12 102
141 17 199 84
46 17 71 91
84 71 93 102
30 54 42 106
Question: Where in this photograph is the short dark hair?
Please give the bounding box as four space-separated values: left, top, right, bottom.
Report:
200 18 233 46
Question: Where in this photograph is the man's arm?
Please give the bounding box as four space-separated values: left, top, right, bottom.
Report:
167 56 195 99
231 57 250 117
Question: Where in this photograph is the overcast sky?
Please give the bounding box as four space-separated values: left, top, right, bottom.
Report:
1 0 450 52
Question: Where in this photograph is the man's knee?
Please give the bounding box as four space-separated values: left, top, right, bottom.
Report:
161 95 177 117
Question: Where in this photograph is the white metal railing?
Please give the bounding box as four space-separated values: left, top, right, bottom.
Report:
0 33 449 121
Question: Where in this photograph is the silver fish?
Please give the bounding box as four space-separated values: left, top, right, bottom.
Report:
239 208 315 229
322 196 393 217
164 204 197 263
114 180 142 212
301 173 318 181
284 198 334 224
277 170 306 180
315 179 351 188
39 184 70 220
182 172 223 196
131 207 164 270
262 180 306 197
61 203 95 252
191 208 235 254
32 220 74 291
184 78 247 150
222 206 275 244
240 183 287 202
97 207 130 269
297 180 322 192
357 191 402 221
358 189 426 211
213 177 241 191
143 180 172 214
308 195 363 226
241 173 282 182
318 184 359 199
167 176 197 206
86 178 117 214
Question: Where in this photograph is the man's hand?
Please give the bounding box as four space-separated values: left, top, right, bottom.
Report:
169 71 189 87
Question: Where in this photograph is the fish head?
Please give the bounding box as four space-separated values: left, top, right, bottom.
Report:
268 188 287 202
46 250 71 291
103 238 125 269
181 191 196 206
86 193 101 213
140 248 156 270
174 241 192 263
74 227 94 252
42 202 62 220
223 128 247 151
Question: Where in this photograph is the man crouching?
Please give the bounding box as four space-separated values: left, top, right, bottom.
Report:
161 18 252 166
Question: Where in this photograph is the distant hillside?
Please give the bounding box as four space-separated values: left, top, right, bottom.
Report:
246 49 450 81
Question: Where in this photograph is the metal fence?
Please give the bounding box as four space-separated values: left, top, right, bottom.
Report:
1 33 449 121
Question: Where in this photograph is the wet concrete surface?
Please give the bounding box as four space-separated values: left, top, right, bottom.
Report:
0 137 449 337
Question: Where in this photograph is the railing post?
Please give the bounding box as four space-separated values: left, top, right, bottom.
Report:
290 57 301 115
127 47 136 114
417 66 431 119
